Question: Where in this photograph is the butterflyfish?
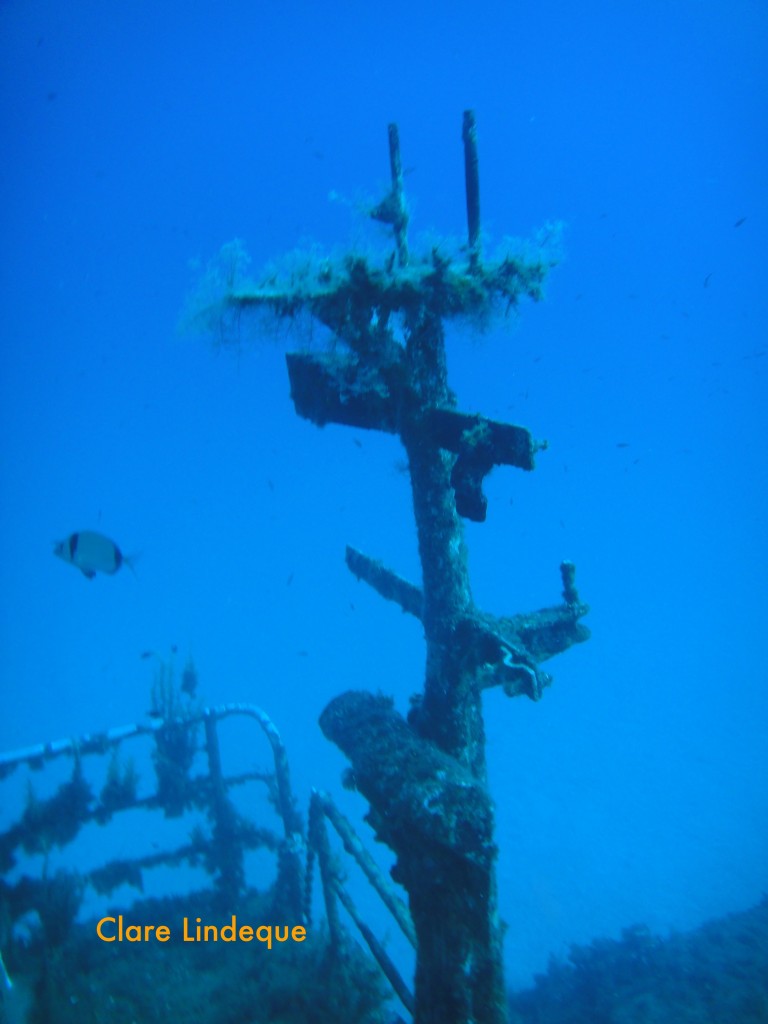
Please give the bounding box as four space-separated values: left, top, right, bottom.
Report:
53 530 136 579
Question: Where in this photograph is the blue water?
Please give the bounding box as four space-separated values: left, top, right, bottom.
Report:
1 0 766 995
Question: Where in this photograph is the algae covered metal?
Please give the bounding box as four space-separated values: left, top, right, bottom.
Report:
200 111 590 1024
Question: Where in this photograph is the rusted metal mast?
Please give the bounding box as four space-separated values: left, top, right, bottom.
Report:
207 112 589 1024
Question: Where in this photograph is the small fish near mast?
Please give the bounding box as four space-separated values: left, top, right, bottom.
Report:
53 530 136 580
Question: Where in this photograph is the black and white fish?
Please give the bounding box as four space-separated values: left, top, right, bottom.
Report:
53 530 136 579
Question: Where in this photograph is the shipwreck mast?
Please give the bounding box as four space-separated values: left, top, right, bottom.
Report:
219 112 590 1024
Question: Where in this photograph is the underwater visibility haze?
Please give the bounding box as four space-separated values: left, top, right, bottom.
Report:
1 1 767 1021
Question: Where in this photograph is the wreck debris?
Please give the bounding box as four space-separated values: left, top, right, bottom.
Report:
308 789 416 1016
0 698 304 918
190 112 589 1023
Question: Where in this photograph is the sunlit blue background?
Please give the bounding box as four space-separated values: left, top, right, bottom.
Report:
1 0 766 991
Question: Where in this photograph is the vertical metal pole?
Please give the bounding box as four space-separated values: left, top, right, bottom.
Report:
204 711 243 901
204 712 225 805
462 110 481 270
388 123 409 267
